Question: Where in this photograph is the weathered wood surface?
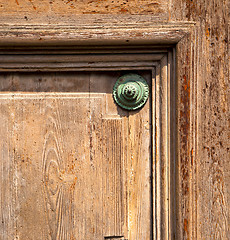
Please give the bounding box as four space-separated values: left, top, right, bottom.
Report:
0 0 168 16
0 71 152 239
172 1 230 239
0 0 229 240
0 20 194 46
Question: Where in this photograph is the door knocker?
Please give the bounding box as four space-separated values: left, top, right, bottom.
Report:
113 73 149 111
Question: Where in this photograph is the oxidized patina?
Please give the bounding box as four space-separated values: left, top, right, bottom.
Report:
113 73 149 110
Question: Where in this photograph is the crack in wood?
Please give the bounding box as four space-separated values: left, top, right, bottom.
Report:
104 236 126 240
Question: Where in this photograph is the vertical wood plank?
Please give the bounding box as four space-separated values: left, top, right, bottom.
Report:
176 34 192 240
155 63 162 240
170 0 230 238
151 67 157 240
102 119 125 238
0 100 15 240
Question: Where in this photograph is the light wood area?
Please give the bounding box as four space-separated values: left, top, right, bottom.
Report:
0 0 229 239
0 71 152 240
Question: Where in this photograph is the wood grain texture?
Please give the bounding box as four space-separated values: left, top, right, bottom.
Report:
0 99 15 240
102 119 125 237
0 19 194 46
127 79 152 240
0 71 152 239
176 33 192 240
0 0 229 238
0 0 168 16
171 1 230 239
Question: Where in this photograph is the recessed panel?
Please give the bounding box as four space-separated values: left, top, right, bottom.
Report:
0 71 152 240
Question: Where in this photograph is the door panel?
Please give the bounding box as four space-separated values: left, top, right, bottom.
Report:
0 71 152 240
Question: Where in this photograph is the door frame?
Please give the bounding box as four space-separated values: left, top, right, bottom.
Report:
0 15 198 240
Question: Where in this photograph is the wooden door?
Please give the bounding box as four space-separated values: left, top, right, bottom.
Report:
0 70 152 240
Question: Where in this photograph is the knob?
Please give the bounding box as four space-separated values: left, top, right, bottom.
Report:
113 73 149 111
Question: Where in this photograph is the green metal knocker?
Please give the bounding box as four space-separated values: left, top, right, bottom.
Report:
113 73 149 111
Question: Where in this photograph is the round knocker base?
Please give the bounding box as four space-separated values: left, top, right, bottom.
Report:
113 73 149 111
